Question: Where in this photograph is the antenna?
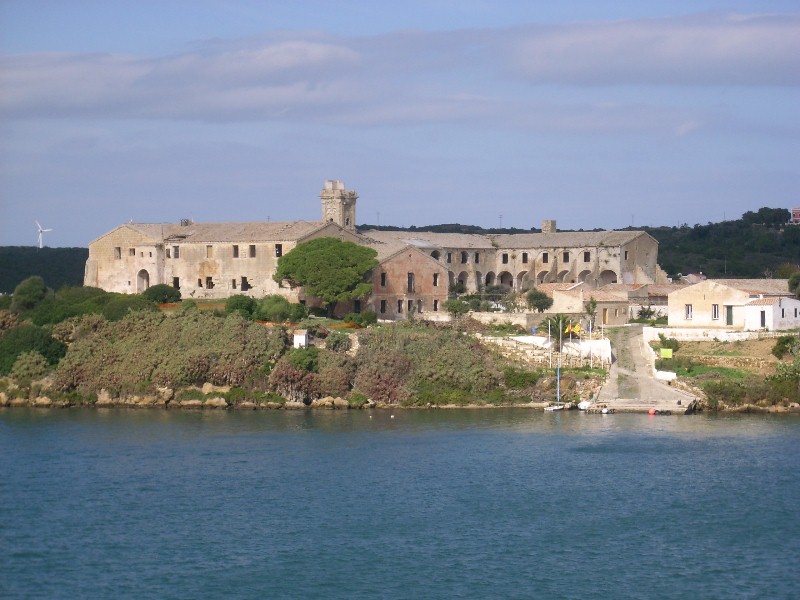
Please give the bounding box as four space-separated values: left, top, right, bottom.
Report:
35 220 53 249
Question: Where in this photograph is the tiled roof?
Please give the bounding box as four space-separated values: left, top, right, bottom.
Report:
360 230 495 249
709 279 789 295
490 230 647 249
745 297 793 306
535 283 583 297
559 289 629 302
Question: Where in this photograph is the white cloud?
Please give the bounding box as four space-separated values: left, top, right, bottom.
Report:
0 13 797 129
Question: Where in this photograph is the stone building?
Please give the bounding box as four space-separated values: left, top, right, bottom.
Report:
85 179 668 319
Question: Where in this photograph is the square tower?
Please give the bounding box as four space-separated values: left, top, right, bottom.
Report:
320 180 358 231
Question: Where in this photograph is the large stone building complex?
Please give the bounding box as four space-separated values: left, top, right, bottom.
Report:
85 180 668 318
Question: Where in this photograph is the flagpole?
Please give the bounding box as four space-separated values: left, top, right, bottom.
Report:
557 319 562 403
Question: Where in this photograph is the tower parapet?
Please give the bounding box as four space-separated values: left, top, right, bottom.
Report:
320 180 357 231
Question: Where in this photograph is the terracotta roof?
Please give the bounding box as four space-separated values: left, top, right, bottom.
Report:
645 284 687 297
745 297 794 306
361 230 495 249
535 282 583 297
157 221 329 243
490 230 648 249
708 279 789 296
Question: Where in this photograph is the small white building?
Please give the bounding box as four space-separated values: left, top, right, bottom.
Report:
293 329 309 348
742 297 800 331
667 279 797 330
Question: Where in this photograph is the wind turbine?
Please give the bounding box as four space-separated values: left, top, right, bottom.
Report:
36 220 53 249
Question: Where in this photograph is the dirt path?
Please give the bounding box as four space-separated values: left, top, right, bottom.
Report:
596 324 697 412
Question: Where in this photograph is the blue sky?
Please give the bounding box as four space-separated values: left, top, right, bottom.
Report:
1 1 798 247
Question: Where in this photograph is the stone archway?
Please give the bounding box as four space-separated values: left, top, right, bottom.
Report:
517 271 529 290
137 269 150 292
485 272 496 287
578 269 592 283
599 269 618 285
499 271 514 289
431 250 441 261
536 270 549 284
557 270 570 282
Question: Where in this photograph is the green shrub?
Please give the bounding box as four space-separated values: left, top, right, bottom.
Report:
286 347 320 372
225 294 257 318
772 335 798 359
143 284 181 304
346 392 369 408
10 276 49 313
0 324 67 374
257 294 292 322
657 333 681 352
102 295 158 321
11 351 50 382
503 366 541 389
443 299 470 316
325 331 352 353
0 295 11 310
342 311 377 327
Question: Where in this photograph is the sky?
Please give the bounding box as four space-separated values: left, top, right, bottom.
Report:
1 1 798 247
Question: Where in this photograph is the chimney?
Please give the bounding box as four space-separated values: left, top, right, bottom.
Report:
541 219 557 233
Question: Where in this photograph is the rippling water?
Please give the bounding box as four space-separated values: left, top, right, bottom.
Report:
1 408 798 599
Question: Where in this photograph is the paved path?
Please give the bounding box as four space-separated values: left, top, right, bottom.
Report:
596 324 697 413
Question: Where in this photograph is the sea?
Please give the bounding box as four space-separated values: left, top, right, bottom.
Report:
1 408 798 600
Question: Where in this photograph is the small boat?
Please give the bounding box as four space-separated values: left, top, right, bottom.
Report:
577 400 591 411
544 404 564 412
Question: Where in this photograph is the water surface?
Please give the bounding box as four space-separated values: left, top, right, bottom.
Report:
1 409 798 599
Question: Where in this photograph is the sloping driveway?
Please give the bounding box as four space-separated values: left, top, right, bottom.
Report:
596 324 697 412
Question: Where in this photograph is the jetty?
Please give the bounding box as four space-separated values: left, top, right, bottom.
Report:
595 324 698 415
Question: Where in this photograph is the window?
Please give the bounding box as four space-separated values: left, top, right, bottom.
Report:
206 245 213 258
522 252 528 264
781 308 785 318
232 279 237 289
397 300 403 313
198 278 203 288
149 252 152 257
129 248 135 256
712 304 720 320
232 245 239 258
380 300 387 314
562 252 569 263
241 277 250 291
583 251 590 262
502 253 509 264
408 299 414 312
624 250 629 260
407 272 415 293
173 246 180 259
542 252 549 264
249 245 256 258
433 299 439 312
172 277 180 289
205 276 214 289
461 251 468 264
431 251 440 260
417 300 423 313
140 252 144 257
166 248 171 258
380 272 387 287
114 247 121 259
474 252 480 263
446 252 452 264
275 244 282 257
433 273 439 287
685 304 693 320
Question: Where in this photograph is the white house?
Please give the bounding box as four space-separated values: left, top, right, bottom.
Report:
667 279 796 330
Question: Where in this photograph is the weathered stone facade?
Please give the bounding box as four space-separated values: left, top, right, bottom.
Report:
85 180 668 319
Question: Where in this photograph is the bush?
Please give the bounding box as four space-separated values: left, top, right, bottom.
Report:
225 294 257 318
0 295 11 310
342 311 377 327
102 295 158 321
286 347 320 373
772 335 798 359
443 299 470 317
657 333 681 352
526 289 553 313
503 366 541 389
11 351 50 382
10 276 49 313
257 294 292 322
0 324 67 374
143 284 181 304
325 331 352 353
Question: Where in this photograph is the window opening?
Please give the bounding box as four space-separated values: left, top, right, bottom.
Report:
232 245 239 258
380 300 387 314
206 245 213 258
446 252 452 264
502 253 508 264
172 277 180 289
433 273 439 287
129 248 135 256
249 245 256 258
232 279 237 289
275 244 283 257
114 247 121 259
542 252 549 264
397 300 403 313
474 252 480 264
461 251 467 264
197 278 203 288
433 299 439 312
562 252 569 263
712 304 719 320
407 272 415 293
173 246 180 259
584 251 590 262
522 253 528 264
380 272 387 287
241 277 250 291
205 276 214 289
685 304 693 320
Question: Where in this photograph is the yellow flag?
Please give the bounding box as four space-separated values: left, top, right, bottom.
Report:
572 323 581 334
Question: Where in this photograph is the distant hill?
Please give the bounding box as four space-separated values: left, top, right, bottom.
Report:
0 247 88 293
